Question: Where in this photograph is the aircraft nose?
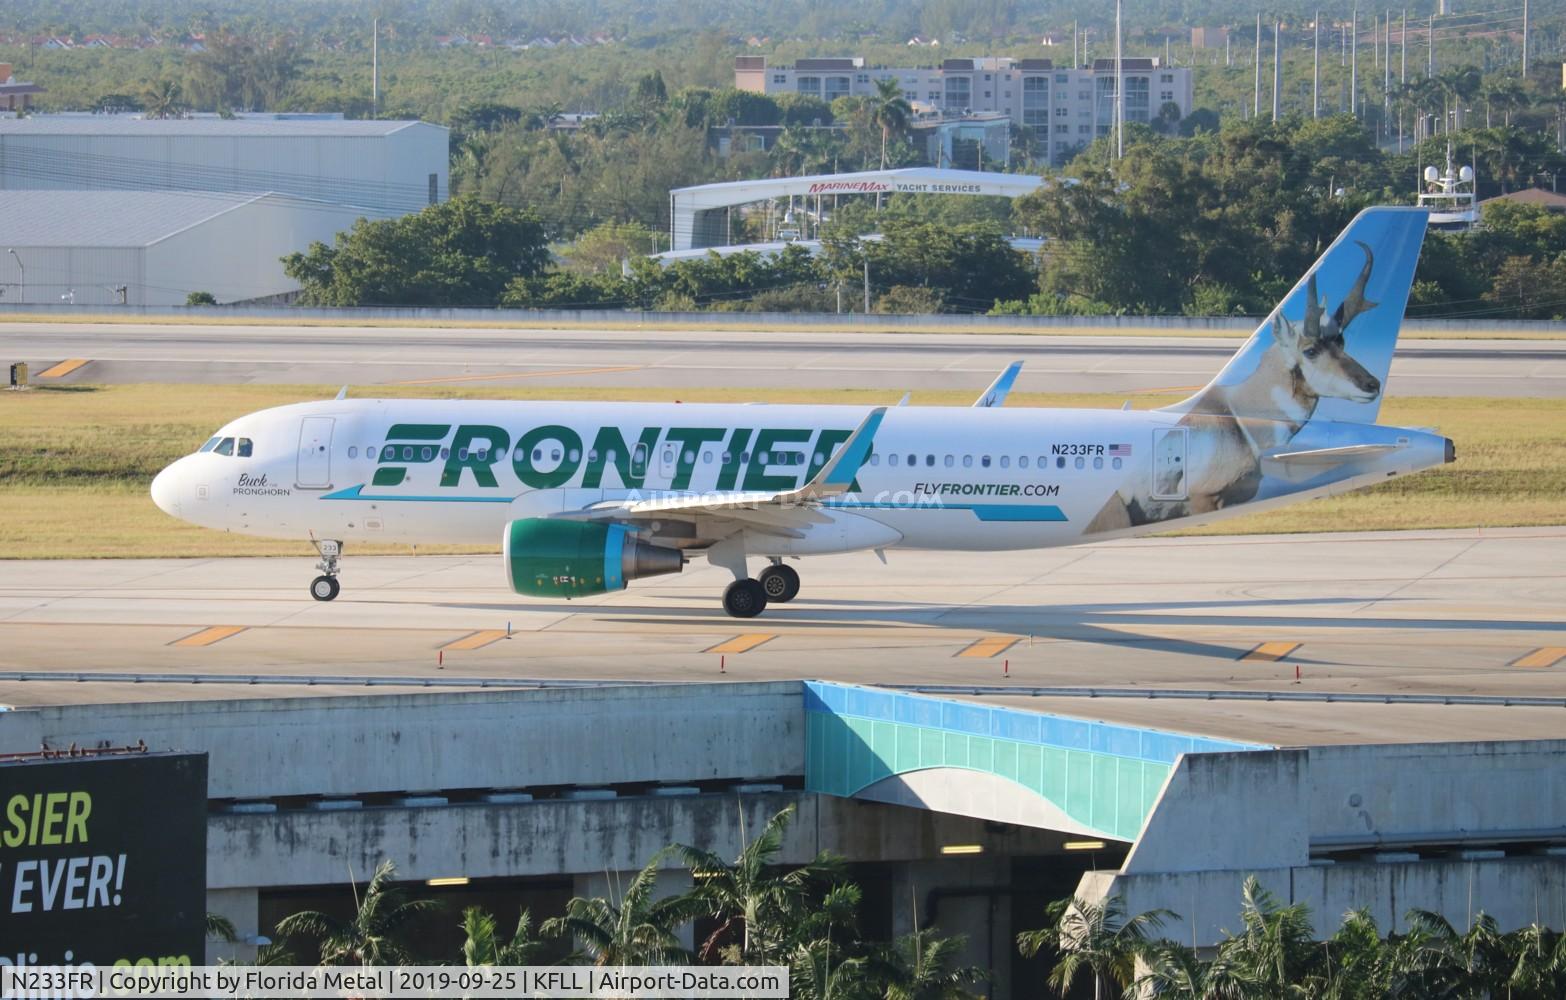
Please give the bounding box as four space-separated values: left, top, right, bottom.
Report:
151 463 182 517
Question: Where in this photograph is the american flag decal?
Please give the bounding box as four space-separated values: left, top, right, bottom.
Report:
1108 443 1132 456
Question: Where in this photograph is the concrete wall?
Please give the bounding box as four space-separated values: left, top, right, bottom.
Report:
0 681 806 799
1090 740 1566 946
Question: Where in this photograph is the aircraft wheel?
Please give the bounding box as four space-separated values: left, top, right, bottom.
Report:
758 564 800 603
310 575 341 602
722 579 768 619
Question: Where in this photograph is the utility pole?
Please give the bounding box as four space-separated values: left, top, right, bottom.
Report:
1313 12 1320 118
1351 5 1359 117
1522 0 1530 78
372 17 379 115
1115 0 1124 160
1401 9 1407 87
1226 32 1232 67
1073 20 1078 67
862 257 870 313
1254 14 1262 118
1427 13 1433 78
1273 21 1281 119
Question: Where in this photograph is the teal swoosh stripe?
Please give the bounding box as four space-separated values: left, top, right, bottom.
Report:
319 485 1067 521
321 484 514 503
823 499 1067 522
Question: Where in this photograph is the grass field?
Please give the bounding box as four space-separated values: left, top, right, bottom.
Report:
2 384 1563 559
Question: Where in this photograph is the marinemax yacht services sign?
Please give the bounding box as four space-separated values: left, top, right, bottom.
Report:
0 752 207 970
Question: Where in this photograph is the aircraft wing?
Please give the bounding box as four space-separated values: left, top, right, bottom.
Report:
570 406 886 538
973 361 1022 407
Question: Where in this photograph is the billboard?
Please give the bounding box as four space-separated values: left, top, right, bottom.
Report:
0 752 208 969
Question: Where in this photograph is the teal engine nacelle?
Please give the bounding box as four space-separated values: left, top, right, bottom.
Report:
503 518 683 598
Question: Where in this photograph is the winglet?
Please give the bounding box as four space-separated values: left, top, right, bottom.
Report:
973 361 1022 407
794 406 886 499
335 385 349 401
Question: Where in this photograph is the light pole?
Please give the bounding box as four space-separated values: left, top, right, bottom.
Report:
8 249 22 304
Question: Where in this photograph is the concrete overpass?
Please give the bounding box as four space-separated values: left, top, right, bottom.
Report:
668 167 1046 250
4 679 1564 996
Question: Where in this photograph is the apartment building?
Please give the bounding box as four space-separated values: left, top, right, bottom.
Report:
735 55 1194 165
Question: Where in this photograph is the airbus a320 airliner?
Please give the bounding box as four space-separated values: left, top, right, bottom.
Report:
151 207 1452 618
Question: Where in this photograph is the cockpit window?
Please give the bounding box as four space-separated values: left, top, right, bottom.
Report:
214 437 235 456
237 438 253 458
199 437 221 453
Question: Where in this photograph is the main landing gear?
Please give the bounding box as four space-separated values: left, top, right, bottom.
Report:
721 561 801 618
310 539 343 602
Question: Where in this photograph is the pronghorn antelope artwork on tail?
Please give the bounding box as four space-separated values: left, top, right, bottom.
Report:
1089 208 1432 534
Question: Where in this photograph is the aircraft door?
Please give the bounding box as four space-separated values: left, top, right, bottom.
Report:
297 416 335 489
1150 427 1188 500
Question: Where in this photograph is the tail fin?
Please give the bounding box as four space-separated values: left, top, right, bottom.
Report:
1168 206 1428 425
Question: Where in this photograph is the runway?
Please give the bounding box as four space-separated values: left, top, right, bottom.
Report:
5 323 1566 396
2 526 1563 744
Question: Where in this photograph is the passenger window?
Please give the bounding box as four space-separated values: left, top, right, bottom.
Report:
703 451 713 463
662 448 675 463
568 449 581 462
925 454 935 467
999 455 1010 469
421 446 433 461
588 450 600 462
721 451 732 464
962 455 973 468
758 452 771 464
550 448 561 462
1093 456 1104 470
458 448 468 461
476 449 488 461
813 452 825 466
348 446 358 459
533 449 543 462
944 455 954 468
199 437 221 453
402 446 414 461
367 447 377 460
889 453 900 467
1019 456 1029 469
1074 457 1085 469
906 453 916 466
632 445 648 471
1056 456 1066 469
1112 457 1123 470
440 448 449 460
683 450 695 464
1038 456 1047 468
215 437 235 456
981 456 991 468
606 449 618 464
869 454 880 466
740 451 751 463
237 438 253 458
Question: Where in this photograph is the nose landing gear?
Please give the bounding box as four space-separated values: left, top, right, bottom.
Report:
309 539 343 602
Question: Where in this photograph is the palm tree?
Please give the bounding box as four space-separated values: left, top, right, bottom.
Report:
872 77 913 171
461 907 550 966
1308 908 1386 1000
874 928 986 1000
141 78 185 120
205 912 238 944
789 935 873 1000
1135 941 1256 999
541 851 699 965
674 804 846 964
1018 893 1171 1000
274 859 441 966
1213 876 1317 995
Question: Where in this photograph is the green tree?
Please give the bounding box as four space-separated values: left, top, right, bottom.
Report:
541 851 699 966
185 290 217 306
141 78 185 119
281 197 550 306
873 76 913 170
460 907 550 966
1135 940 1256 999
874 928 986 1000
274 859 441 966
1212 876 1317 998
674 804 846 964
1018 894 1170 1000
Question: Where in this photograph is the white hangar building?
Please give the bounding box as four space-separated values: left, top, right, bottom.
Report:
0 117 448 305
0 190 377 306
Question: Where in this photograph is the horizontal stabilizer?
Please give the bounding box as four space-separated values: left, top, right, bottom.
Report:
1265 443 1399 466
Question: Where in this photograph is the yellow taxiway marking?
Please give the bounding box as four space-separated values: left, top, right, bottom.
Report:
443 629 510 651
1241 641 1302 662
705 633 776 655
390 364 644 386
1511 646 1566 669
957 636 1019 659
37 358 90 378
170 625 247 647
1132 384 1203 395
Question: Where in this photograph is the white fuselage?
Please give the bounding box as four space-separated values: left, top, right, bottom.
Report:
150 398 1450 555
